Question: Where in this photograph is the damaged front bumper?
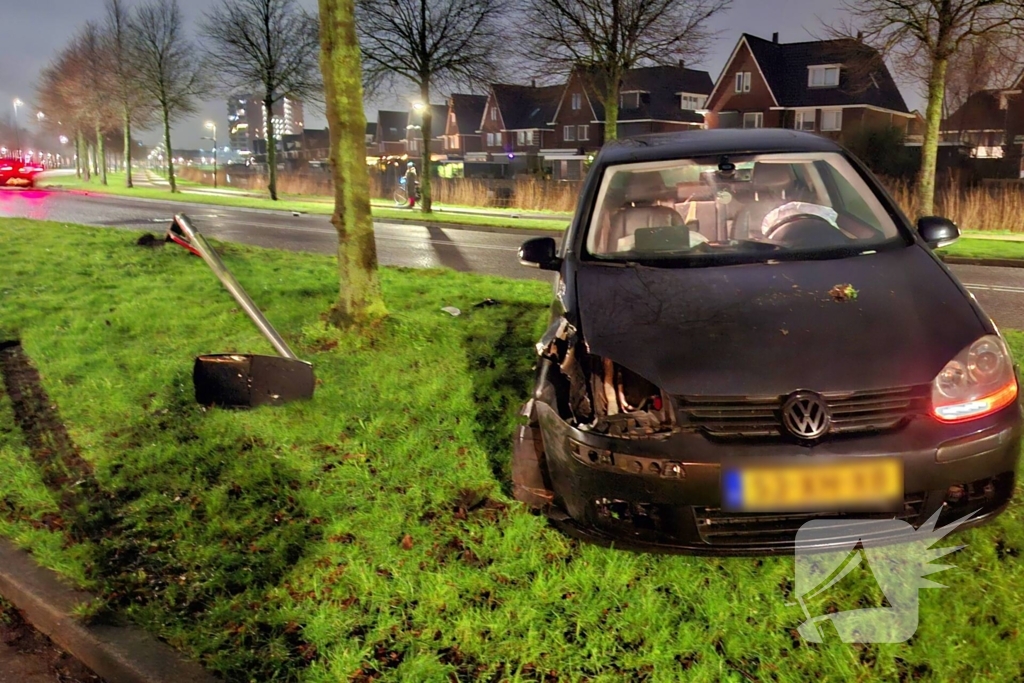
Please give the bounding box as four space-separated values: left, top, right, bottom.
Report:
515 398 1020 555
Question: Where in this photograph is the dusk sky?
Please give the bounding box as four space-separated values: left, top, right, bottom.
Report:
0 0 921 152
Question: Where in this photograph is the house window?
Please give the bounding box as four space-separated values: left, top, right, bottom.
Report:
572 93 582 110
680 94 704 110
564 125 576 142
742 111 763 128
735 72 751 93
808 66 840 88
517 130 531 145
793 110 815 131
490 107 497 121
620 91 640 109
451 135 460 150
578 124 589 141
486 132 497 147
409 139 418 152
821 109 842 131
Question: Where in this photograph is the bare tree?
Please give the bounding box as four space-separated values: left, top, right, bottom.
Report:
201 0 321 201
319 0 387 328
834 0 1024 215
35 57 88 179
106 0 153 188
71 22 121 186
130 0 209 192
522 0 729 142
941 31 1024 121
355 0 508 213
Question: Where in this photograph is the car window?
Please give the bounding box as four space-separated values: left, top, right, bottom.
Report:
584 152 901 263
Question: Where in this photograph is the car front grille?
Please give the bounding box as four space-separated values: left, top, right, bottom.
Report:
676 385 929 439
694 493 927 547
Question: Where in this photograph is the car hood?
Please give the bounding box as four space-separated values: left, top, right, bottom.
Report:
576 246 987 396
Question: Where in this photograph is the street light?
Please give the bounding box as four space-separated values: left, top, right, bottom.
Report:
203 121 218 189
36 111 45 122
12 98 23 156
412 101 426 112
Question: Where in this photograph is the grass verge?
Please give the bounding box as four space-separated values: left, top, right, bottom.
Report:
41 174 569 232
1 218 1023 682
939 237 1024 262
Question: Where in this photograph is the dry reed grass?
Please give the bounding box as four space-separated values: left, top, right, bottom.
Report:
884 177 1024 233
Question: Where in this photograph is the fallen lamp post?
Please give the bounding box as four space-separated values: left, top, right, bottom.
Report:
167 213 315 407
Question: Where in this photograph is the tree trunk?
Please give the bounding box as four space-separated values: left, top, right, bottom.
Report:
163 106 177 193
90 144 99 177
604 76 621 142
124 108 133 188
95 123 107 186
420 83 432 213
74 131 82 179
917 56 948 217
318 0 387 329
265 99 278 200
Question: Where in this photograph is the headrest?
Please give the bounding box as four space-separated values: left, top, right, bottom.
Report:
752 163 794 189
623 171 671 204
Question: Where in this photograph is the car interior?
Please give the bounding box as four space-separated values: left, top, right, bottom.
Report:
588 155 897 258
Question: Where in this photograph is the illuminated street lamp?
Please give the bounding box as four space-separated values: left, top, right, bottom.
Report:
36 111 45 121
412 101 426 112
12 98 23 155
203 121 218 189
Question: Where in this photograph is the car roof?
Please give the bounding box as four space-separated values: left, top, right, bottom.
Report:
595 128 843 166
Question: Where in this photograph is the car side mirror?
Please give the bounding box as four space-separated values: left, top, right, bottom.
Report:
519 237 562 270
917 216 960 249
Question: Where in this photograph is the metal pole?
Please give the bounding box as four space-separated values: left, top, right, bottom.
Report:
213 125 218 189
172 214 298 359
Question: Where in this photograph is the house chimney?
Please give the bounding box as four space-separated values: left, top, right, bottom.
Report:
531 79 536 88
678 59 684 69
772 32 779 43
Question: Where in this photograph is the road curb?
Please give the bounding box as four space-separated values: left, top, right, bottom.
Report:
0 539 217 683
941 256 1024 269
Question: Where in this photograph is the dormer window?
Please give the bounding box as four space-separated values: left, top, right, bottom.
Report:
808 65 840 88
680 93 705 110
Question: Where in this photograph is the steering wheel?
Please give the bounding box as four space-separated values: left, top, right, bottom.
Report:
763 213 851 248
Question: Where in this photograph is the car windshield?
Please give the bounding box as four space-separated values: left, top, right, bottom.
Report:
585 152 903 263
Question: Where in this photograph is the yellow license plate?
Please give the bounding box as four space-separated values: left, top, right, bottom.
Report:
722 458 903 512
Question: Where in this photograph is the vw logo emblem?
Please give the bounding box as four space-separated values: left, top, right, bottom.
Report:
782 392 830 439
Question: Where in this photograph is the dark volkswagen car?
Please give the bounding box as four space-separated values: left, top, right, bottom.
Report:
513 129 1020 554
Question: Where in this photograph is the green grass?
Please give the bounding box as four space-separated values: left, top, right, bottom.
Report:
2 218 1024 682
42 174 568 232
939 237 1024 262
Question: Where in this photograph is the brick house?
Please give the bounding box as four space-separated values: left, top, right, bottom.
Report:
477 82 562 175
705 33 913 143
371 110 409 157
940 74 1024 178
444 94 487 156
405 103 447 157
544 64 713 179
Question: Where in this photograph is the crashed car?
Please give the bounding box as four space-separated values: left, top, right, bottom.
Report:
514 129 1021 554
0 157 43 188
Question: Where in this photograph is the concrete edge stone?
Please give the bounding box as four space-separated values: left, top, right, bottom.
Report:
0 539 218 683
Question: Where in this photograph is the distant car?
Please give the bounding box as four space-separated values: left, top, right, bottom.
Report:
0 158 43 188
513 129 1020 554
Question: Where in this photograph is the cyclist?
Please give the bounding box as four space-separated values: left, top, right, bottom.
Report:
403 161 419 208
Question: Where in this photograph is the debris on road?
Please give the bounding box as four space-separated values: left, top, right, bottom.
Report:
829 283 858 302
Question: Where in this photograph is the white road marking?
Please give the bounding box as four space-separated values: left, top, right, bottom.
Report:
964 283 1024 294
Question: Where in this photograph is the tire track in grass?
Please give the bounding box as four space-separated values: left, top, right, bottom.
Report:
0 340 115 542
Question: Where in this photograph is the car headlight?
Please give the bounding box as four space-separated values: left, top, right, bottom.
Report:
932 335 1018 422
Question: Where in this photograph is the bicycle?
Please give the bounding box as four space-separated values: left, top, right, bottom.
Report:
393 184 408 206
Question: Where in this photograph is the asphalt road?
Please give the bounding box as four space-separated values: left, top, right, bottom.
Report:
3 187 1024 329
